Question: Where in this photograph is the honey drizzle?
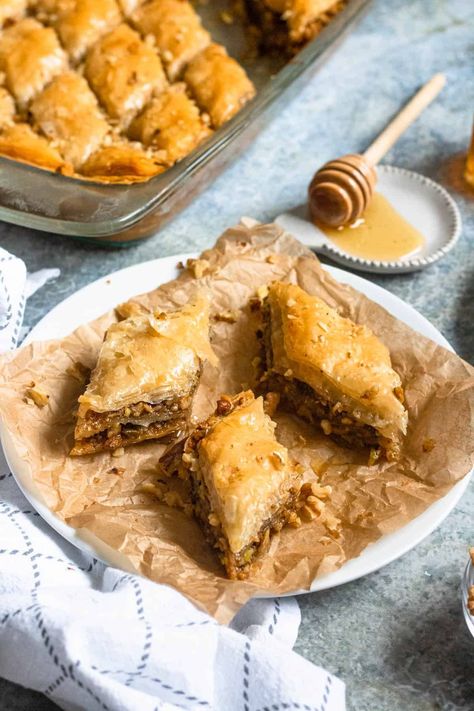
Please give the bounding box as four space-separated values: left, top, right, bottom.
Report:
319 193 425 261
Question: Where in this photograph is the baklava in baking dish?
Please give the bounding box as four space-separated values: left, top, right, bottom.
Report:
257 282 408 461
0 0 347 184
163 391 301 579
71 296 217 455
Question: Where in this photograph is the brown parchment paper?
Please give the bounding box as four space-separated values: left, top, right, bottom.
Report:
0 221 473 623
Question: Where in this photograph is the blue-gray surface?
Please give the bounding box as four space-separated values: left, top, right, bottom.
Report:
1 0 473 709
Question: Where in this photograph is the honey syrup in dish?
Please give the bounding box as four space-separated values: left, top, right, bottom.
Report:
319 193 425 261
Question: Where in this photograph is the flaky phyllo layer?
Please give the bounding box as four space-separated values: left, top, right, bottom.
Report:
258 282 408 460
172 391 301 579
71 296 217 455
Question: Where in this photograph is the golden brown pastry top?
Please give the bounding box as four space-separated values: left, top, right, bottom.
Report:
184 44 256 128
79 296 217 413
131 0 211 81
199 393 298 553
128 83 211 164
37 0 122 62
84 23 167 126
30 72 110 168
267 282 408 438
0 18 67 106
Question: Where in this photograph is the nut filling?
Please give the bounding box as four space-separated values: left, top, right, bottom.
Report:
71 396 193 456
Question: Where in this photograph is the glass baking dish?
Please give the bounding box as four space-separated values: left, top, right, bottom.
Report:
0 0 371 246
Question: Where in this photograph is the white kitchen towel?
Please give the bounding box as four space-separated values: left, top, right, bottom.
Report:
0 248 346 711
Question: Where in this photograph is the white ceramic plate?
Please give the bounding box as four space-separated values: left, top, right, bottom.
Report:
2 254 471 594
276 165 462 274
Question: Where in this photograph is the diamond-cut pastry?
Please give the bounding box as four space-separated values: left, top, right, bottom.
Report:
37 0 122 62
184 44 256 128
30 72 110 168
128 83 211 164
71 296 217 455
131 0 211 81
0 18 68 107
84 24 167 127
258 282 408 461
165 391 301 579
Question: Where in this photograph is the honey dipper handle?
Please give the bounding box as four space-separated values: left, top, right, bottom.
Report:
363 73 446 166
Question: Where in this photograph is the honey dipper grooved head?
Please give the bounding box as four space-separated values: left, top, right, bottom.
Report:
308 154 377 228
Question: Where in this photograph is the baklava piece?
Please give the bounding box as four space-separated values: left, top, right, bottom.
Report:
0 18 67 107
0 0 27 26
84 24 167 128
184 44 256 128
247 0 345 53
81 143 165 182
71 297 217 456
37 0 122 62
257 282 408 461
30 72 110 168
131 0 211 81
129 83 211 165
0 124 71 173
168 391 301 579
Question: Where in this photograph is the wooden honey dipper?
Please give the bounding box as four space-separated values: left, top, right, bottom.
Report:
308 73 446 228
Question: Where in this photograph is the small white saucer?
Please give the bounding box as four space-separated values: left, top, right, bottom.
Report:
276 165 462 274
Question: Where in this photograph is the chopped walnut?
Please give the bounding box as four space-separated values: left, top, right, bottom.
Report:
25 385 49 408
422 438 436 453
66 361 91 382
208 513 220 527
320 419 332 435
216 396 233 416
111 447 125 457
299 504 317 522
219 9 234 23
186 257 210 279
394 386 405 403
287 510 301 527
368 447 381 466
263 391 280 417
213 309 238 323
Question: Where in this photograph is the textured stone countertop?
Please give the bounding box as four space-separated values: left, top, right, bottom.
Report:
1 0 473 709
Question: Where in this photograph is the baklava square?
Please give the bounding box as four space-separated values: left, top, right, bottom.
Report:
0 18 67 107
184 44 256 128
37 0 122 62
84 24 167 128
30 72 110 168
131 0 211 81
128 83 211 165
